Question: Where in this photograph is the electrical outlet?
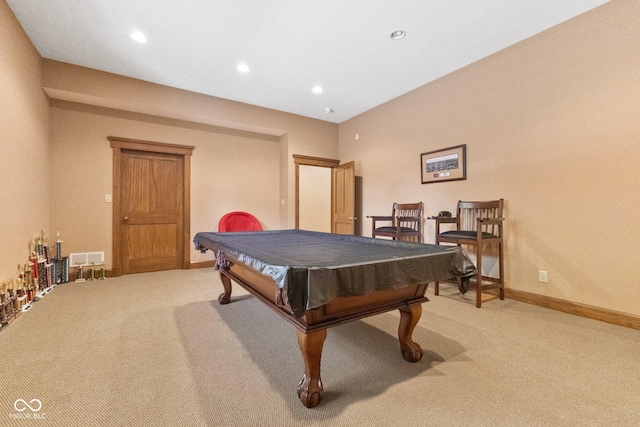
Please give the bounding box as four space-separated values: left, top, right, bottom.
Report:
538 270 548 283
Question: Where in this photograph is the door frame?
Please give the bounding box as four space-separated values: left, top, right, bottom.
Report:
293 155 340 229
293 154 342 230
109 136 195 277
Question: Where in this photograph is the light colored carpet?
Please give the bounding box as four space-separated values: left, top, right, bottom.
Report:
1 268 638 426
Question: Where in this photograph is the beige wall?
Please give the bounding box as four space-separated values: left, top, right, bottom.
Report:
41 60 339 236
339 0 640 316
299 165 332 232
48 102 284 267
0 0 50 276
42 65 338 268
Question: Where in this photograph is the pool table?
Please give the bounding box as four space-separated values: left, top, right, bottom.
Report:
193 229 476 408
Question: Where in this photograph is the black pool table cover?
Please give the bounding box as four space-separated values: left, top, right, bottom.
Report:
194 229 476 317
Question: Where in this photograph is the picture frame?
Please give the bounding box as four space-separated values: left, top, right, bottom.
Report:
420 144 466 184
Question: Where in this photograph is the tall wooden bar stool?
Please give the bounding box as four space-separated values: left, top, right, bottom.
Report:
369 202 423 243
431 199 504 308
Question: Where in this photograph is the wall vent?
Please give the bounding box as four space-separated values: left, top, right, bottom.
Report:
69 252 104 267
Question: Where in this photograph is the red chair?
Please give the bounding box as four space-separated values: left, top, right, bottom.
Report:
218 211 263 232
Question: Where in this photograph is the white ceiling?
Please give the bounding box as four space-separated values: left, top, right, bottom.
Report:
7 0 610 123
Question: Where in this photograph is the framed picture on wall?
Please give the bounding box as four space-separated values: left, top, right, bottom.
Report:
420 144 467 184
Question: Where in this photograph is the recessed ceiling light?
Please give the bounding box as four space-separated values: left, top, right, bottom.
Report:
390 30 406 40
131 31 148 43
312 86 323 94
325 107 334 113
237 63 250 73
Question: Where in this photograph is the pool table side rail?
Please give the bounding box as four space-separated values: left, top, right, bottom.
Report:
221 253 429 333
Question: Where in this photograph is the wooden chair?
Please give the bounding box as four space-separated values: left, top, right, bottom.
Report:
432 199 504 307
218 211 263 232
370 202 423 243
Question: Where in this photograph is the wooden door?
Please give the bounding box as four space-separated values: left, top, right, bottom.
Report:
110 136 194 277
332 161 356 235
120 150 183 274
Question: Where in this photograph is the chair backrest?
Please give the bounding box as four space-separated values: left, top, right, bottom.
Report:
218 211 263 232
393 202 423 230
456 199 503 236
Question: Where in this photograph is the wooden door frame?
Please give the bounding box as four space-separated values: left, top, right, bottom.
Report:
109 136 195 277
293 155 340 229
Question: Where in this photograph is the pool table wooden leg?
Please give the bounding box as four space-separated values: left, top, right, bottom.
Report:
217 272 232 305
398 304 423 362
296 328 327 408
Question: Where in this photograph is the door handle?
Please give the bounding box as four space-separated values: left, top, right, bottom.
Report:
348 217 357 221
123 216 129 222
